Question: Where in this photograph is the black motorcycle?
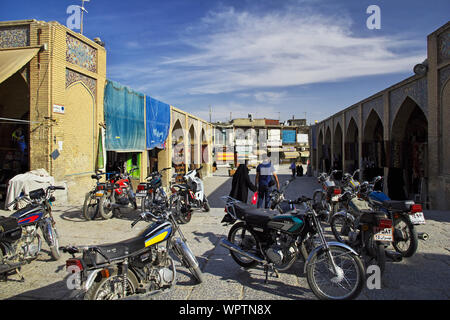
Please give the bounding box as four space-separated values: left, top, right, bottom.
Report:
62 208 202 300
1 185 65 281
220 195 365 300
329 189 402 274
137 168 171 213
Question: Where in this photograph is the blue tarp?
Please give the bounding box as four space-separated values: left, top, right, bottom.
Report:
282 130 296 144
145 96 171 150
104 80 146 151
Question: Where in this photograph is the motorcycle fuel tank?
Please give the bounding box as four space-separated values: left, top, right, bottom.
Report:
267 214 304 233
140 221 173 247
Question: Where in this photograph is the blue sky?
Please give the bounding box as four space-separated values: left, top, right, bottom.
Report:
1 0 449 123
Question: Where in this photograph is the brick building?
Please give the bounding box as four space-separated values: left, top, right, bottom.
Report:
0 19 212 205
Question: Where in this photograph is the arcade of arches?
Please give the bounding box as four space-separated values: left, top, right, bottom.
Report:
310 22 450 210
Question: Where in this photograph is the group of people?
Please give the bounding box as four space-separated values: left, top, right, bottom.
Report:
229 154 304 209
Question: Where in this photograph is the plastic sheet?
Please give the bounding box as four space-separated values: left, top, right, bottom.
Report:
104 80 146 151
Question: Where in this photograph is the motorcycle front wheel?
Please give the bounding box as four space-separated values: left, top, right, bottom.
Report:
48 226 61 261
84 269 139 300
330 214 354 243
173 237 203 283
82 192 100 220
306 245 365 300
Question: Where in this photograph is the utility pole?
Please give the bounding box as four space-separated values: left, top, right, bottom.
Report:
80 0 90 35
209 105 212 123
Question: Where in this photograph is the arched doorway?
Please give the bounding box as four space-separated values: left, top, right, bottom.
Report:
172 119 184 167
362 109 384 182
0 71 30 201
389 97 428 200
317 129 324 172
324 126 332 173
333 123 343 179
188 124 197 169
201 128 208 166
345 117 359 174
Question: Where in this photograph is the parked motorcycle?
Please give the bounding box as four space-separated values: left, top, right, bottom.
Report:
82 171 119 220
1 185 65 281
137 168 171 213
329 189 402 274
182 166 210 212
166 166 210 224
312 170 343 223
359 176 424 258
99 168 139 219
62 208 203 300
220 195 365 300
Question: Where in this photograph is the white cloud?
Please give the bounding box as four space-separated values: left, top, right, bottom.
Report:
156 6 425 95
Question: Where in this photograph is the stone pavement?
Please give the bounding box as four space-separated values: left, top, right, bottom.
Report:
0 166 449 300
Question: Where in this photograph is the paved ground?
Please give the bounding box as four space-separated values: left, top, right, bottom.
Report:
0 165 449 300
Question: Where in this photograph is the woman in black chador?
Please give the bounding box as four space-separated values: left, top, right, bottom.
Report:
229 161 257 203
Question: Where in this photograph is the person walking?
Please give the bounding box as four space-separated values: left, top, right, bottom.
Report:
290 160 296 179
255 154 280 209
229 160 257 203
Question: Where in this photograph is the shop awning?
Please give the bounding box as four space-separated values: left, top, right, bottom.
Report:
284 151 300 159
0 47 40 84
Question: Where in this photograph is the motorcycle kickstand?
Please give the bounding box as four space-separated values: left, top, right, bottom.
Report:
15 268 25 282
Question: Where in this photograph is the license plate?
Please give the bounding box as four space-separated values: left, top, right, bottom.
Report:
331 195 339 202
374 227 393 242
95 191 104 197
409 212 426 225
135 191 147 197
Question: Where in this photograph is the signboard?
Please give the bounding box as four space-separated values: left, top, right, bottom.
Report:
282 130 296 143
53 104 65 114
297 134 308 144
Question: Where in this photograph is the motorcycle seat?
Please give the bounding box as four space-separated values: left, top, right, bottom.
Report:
234 202 277 227
382 200 414 212
84 237 145 265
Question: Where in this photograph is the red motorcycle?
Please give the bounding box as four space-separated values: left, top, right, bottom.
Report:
98 168 138 219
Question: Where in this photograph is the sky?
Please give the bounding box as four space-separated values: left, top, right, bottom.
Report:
1 0 449 124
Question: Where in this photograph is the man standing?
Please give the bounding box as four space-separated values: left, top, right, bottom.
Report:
255 154 279 209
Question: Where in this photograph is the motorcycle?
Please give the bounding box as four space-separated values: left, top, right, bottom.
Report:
329 189 402 274
82 171 120 220
182 166 210 213
98 168 139 219
359 176 424 258
137 168 171 213
62 208 203 300
312 170 343 223
1 185 65 281
220 195 365 300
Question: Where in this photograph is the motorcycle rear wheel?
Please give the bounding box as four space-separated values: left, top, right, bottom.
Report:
99 195 114 220
228 222 259 268
392 215 418 258
306 245 365 300
84 269 139 300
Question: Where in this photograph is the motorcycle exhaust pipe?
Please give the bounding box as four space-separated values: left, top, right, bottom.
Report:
418 232 429 241
219 238 267 265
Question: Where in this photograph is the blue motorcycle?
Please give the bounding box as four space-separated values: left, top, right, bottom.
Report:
1 185 65 281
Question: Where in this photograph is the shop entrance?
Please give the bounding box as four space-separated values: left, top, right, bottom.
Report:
389 97 428 201
0 71 30 201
